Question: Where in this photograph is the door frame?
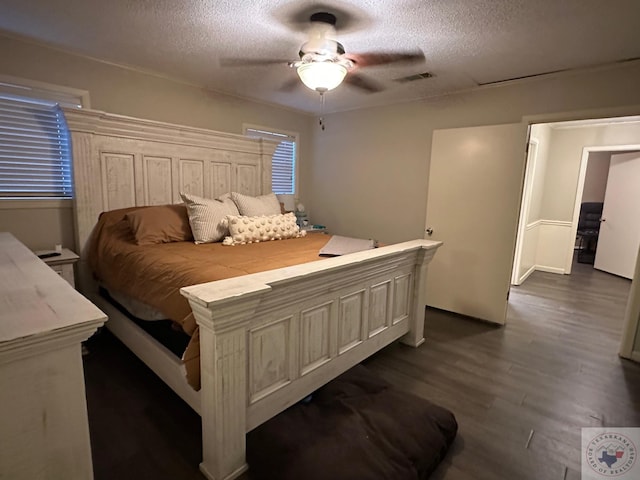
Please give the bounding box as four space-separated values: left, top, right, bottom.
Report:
565 144 640 275
511 138 539 285
620 251 640 360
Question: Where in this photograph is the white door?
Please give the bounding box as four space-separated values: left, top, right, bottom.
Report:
425 123 528 324
594 151 640 279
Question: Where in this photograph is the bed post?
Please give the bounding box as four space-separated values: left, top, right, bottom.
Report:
187 292 268 480
401 245 440 348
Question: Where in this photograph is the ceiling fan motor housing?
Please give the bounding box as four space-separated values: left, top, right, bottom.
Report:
299 40 345 59
301 11 344 59
309 12 337 25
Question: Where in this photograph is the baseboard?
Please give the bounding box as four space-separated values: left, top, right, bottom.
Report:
535 265 566 275
514 264 566 285
514 265 536 285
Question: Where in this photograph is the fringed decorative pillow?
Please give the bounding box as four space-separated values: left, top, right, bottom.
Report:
180 191 240 244
223 212 306 246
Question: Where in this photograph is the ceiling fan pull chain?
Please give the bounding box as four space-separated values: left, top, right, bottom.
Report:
319 92 326 131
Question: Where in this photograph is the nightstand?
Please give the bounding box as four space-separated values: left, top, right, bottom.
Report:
35 248 79 288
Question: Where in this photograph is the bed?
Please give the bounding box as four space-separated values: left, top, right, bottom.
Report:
65 108 442 480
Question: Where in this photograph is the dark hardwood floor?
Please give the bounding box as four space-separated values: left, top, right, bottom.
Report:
83 259 640 480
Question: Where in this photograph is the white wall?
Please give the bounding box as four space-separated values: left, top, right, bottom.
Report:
0 34 314 250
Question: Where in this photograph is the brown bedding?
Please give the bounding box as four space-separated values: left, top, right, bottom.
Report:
89 207 333 390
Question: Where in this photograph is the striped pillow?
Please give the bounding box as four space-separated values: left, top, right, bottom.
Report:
231 192 281 216
180 192 240 244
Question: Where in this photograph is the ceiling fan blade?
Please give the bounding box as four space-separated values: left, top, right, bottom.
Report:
219 58 291 67
278 76 302 92
346 50 425 68
344 73 383 93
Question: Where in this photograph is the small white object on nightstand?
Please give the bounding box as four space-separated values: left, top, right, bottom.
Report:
35 247 79 288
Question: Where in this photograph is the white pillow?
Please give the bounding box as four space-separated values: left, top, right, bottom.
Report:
231 192 281 216
180 192 240 244
223 212 306 246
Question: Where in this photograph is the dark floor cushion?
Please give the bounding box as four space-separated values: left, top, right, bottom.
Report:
246 364 458 480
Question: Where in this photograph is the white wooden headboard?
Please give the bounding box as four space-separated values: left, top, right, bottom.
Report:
63 108 278 289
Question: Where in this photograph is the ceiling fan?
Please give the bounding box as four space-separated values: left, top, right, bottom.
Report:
221 12 425 95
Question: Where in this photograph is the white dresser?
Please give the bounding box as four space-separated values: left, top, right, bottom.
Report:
0 232 107 480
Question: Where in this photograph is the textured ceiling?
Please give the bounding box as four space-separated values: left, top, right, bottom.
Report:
1 0 640 114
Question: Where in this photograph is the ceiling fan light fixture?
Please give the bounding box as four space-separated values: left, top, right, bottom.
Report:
297 62 347 92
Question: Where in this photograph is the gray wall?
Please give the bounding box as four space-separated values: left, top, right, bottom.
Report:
0 202 75 251
528 124 552 224
541 123 640 222
0 34 314 250
308 62 640 359
582 152 611 203
310 64 640 245
2 33 640 358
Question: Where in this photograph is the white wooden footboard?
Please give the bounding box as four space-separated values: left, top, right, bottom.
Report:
181 239 441 480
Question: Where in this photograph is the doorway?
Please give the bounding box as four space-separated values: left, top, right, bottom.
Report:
511 116 640 357
424 115 640 360
512 117 640 283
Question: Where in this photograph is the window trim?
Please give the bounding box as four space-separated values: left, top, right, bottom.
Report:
0 74 90 109
242 123 299 198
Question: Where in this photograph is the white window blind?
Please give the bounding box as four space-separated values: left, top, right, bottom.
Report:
245 127 296 195
0 96 72 198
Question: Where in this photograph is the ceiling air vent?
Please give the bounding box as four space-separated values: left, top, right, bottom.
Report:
394 72 434 83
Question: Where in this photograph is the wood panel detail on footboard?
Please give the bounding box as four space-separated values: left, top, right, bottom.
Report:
181 239 442 480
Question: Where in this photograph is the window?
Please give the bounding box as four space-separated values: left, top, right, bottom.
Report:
0 97 72 198
244 126 297 195
0 75 88 200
